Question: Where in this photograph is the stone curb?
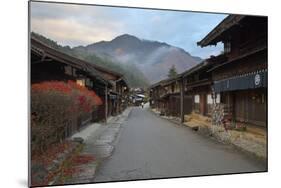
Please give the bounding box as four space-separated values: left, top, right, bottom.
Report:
63 107 133 184
47 141 83 185
149 108 267 164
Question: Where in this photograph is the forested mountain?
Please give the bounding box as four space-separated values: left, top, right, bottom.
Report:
74 34 201 83
31 32 149 88
31 32 201 86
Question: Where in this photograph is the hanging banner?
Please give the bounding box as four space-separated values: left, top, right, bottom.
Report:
213 70 267 92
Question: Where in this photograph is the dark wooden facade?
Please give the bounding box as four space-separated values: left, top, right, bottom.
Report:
198 15 267 127
31 37 110 134
149 76 193 119
150 15 267 127
85 60 129 117
149 60 217 123
182 61 215 117
31 37 129 137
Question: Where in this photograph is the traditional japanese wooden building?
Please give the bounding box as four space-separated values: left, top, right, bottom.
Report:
85 61 129 118
149 60 219 123
149 75 193 119
198 15 268 127
181 59 217 118
161 77 185 117
149 82 161 109
150 15 267 129
31 37 129 136
150 77 181 116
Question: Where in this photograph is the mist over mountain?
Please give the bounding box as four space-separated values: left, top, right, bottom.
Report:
31 32 149 88
73 34 201 84
32 32 201 86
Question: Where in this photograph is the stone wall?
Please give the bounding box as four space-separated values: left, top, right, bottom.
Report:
207 103 267 160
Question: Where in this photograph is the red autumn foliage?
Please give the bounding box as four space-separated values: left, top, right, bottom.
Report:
31 142 97 186
61 166 83 178
32 141 74 167
71 154 96 165
31 141 77 186
31 80 102 186
67 80 102 106
32 81 72 94
31 80 103 155
32 80 102 107
59 154 96 180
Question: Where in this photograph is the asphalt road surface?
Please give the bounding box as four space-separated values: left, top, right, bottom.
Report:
94 107 266 182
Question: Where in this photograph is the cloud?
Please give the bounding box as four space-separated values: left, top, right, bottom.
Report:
30 1 227 58
30 2 128 46
31 18 120 46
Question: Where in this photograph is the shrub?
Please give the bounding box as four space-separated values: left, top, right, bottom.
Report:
31 80 102 155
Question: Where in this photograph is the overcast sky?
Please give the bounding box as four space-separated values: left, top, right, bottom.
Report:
30 2 227 59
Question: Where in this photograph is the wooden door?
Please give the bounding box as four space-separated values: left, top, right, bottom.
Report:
235 90 266 126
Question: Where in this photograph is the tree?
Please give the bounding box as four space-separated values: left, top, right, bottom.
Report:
168 65 178 78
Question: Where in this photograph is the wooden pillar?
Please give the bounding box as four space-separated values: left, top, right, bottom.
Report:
180 79 185 123
200 93 206 116
105 85 108 123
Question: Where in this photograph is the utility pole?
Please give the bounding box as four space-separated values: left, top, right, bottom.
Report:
105 85 108 123
180 78 185 123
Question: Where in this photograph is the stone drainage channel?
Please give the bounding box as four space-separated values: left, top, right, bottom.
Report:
64 107 132 185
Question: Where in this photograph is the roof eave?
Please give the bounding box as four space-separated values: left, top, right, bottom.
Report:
31 37 112 86
197 15 245 47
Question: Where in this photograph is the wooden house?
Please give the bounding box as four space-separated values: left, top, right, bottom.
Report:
31 37 129 136
149 75 192 119
149 83 161 109
180 54 227 119
197 15 268 127
149 59 219 123
86 61 129 118
31 37 110 126
149 15 267 129
181 61 214 118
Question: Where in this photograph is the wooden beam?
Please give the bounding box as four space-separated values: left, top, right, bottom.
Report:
31 58 53 64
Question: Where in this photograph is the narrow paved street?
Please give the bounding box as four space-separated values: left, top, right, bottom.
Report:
94 107 266 182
